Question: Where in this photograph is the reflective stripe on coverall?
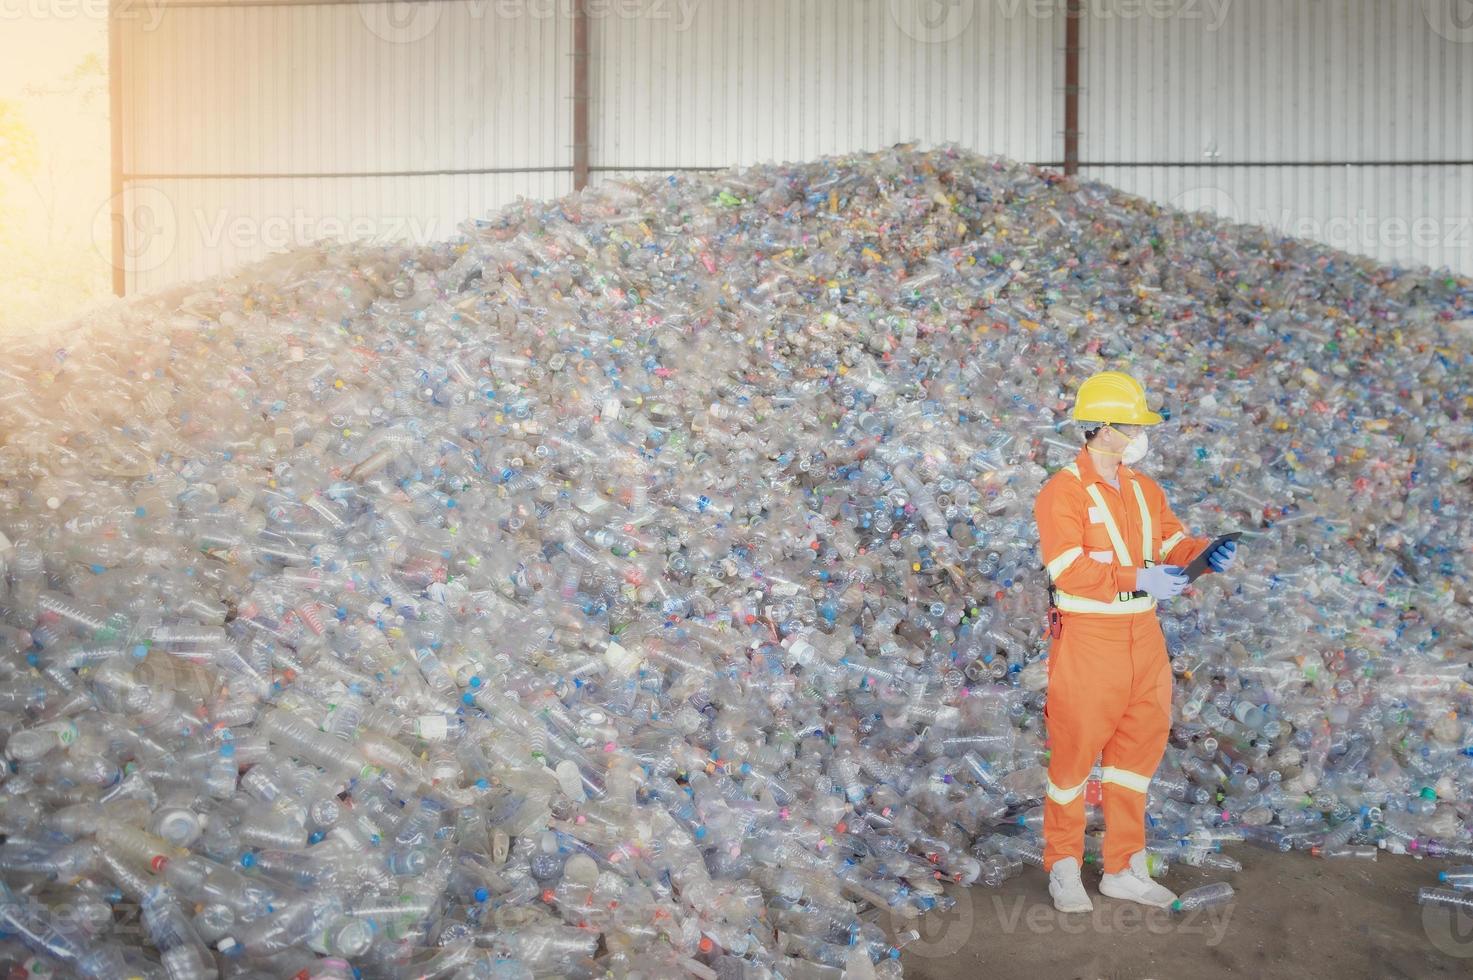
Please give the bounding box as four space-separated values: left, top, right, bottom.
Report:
1034 447 1210 874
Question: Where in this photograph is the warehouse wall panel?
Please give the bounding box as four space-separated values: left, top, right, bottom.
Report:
115 1 573 291
115 0 1472 292
1079 0 1473 165
1085 164 1471 277
121 4 570 175
117 0 1061 292
591 0 1060 170
121 171 571 296
1077 0 1472 274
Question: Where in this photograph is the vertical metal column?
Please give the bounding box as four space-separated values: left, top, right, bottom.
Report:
1063 0 1082 176
572 0 590 191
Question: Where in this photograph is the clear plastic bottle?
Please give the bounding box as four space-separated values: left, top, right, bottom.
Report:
1436 867 1473 891
1417 888 1473 913
1171 882 1236 913
142 885 219 980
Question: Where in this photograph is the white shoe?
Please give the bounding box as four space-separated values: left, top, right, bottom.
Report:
1048 857 1094 913
1098 850 1178 908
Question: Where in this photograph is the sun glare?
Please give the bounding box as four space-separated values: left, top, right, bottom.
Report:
0 12 110 336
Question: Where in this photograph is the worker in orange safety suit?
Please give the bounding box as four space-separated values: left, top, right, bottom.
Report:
1033 371 1238 912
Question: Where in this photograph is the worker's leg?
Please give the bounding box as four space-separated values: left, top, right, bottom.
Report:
1099 612 1173 874
1043 614 1131 872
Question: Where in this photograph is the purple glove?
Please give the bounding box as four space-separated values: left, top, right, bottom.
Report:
1137 565 1188 600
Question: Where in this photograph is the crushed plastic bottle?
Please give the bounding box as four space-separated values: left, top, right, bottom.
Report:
0 147 1470 975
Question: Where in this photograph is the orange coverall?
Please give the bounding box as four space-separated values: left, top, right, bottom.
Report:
1033 447 1210 874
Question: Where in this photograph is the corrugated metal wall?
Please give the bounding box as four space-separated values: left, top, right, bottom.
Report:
116 2 572 294
116 0 1471 292
590 0 1058 172
116 0 1061 293
1079 0 1473 273
119 173 567 291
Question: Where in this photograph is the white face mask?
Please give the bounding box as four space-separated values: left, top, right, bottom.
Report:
1121 432 1149 465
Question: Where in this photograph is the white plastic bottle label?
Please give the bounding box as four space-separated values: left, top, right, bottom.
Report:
604 640 641 675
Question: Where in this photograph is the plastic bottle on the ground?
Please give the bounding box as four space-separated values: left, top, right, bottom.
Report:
1171 883 1236 913
1437 867 1473 891
1418 888 1473 913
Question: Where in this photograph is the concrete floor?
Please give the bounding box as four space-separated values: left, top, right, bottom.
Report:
896 846 1473 979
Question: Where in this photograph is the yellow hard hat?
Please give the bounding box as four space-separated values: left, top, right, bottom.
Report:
1071 371 1164 426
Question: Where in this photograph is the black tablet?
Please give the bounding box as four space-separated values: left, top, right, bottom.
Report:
1181 531 1243 582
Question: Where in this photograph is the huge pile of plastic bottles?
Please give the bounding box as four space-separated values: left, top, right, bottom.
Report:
1 147 1470 978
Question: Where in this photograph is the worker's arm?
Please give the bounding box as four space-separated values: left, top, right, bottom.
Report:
1035 478 1140 599
1149 479 1213 569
